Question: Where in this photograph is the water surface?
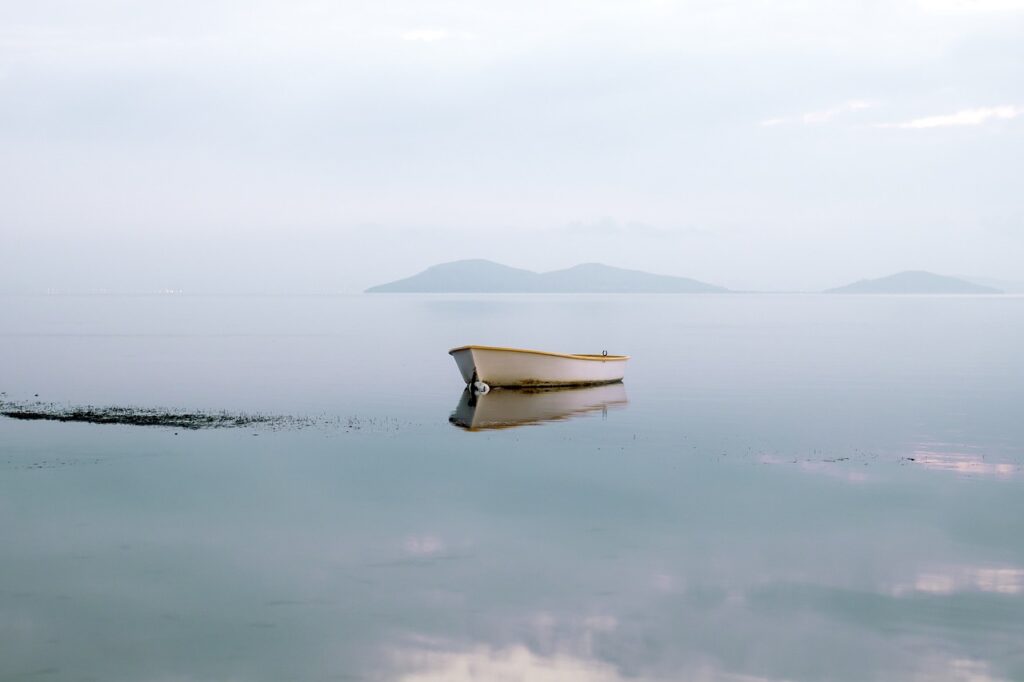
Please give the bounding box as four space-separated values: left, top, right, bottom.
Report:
2 294 1022 681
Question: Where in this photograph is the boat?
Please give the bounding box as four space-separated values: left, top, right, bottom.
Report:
449 382 629 431
449 345 628 390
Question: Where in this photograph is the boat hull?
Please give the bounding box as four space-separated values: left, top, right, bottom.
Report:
449 345 628 388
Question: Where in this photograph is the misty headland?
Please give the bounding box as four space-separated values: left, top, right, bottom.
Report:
367 260 1004 294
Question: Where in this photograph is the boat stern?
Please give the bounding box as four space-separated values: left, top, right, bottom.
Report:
449 347 476 384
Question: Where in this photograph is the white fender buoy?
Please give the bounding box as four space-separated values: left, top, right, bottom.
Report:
473 381 490 394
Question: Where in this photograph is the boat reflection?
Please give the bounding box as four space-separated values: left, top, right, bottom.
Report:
449 383 628 431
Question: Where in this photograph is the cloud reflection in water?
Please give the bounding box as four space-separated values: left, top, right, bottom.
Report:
895 566 1024 596
910 442 1019 477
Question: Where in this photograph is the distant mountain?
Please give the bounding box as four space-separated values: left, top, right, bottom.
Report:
367 260 537 293
366 260 728 293
535 263 726 293
956 275 1024 294
826 271 1002 294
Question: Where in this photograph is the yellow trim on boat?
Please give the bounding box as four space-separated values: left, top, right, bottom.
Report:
448 345 629 361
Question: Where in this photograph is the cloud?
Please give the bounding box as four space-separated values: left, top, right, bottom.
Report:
917 0 1024 13
401 29 452 42
878 106 1023 129
760 100 875 127
556 219 671 239
401 28 473 42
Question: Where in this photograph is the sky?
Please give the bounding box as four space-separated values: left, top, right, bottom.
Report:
1 0 1022 293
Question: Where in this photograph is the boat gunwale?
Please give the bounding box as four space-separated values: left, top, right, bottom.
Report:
448 345 629 361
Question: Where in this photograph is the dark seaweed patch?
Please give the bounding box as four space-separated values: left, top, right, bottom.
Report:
0 399 411 433
0 401 308 430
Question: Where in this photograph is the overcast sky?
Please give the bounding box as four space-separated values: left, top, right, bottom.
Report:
2 0 1022 292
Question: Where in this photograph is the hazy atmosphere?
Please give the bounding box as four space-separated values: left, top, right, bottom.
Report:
2 0 1022 293
4 5 1024 681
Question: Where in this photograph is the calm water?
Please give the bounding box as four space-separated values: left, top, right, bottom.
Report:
2 294 1023 682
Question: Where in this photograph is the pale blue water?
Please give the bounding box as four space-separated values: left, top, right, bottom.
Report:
1 294 1022 681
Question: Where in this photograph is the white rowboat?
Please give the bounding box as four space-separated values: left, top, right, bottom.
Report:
449 345 629 389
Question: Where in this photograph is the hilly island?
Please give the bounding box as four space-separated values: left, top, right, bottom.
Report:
825 271 1001 294
366 260 729 293
367 261 1003 294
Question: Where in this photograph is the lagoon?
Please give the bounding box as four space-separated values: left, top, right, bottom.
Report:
2 293 1022 681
